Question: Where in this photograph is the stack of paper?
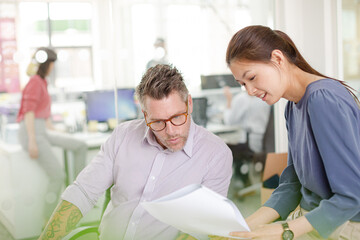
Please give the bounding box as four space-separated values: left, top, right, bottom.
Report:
141 184 250 239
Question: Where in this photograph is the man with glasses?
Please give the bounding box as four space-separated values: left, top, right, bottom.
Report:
39 64 233 240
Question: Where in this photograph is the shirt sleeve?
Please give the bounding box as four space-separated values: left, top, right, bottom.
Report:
223 93 249 126
21 78 43 113
263 149 302 219
62 126 125 216
304 89 360 238
202 142 233 197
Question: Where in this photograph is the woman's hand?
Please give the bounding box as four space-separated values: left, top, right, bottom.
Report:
229 223 283 240
28 139 39 159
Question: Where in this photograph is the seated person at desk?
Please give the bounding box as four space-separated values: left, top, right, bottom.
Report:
223 86 270 186
223 86 270 153
16 47 88 224
38 64 233 240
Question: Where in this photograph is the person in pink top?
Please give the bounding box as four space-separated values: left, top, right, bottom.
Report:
17 47 87 224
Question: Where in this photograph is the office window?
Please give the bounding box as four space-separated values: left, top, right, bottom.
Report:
342 0 360 84
0 3 19 93
49 3 92 47
17 1 93 90
113 0 274 92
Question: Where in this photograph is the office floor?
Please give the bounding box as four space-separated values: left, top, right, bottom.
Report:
227 169 262 218
0 222 13 240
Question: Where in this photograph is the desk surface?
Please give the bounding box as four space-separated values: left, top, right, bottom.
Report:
0 140 22 154
0 121 241 151
206 122 240 134
65 123 241 149
67 131 111 148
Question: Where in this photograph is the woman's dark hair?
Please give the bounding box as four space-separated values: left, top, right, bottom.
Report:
226 25 359 105
35 47 57 79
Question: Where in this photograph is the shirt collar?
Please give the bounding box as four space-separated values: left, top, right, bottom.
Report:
182 119 194 157
141 118 195 157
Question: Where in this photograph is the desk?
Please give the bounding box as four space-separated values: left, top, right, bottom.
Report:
62 124 242 184
206 122 244 145
0 140 48 239
69 131 111 149
206 122 241 134
65 123 239 149
60 131 111 185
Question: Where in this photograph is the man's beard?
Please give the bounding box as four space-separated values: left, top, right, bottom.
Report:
161 134 188 152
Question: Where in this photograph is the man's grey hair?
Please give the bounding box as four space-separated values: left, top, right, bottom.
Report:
136 64 188 110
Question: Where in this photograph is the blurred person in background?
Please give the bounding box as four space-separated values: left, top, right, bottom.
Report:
146 37 169 70
223 86 270 187
223 86 270 154
17 47 87 224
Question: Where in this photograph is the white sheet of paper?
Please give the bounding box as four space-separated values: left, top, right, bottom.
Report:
141 184 250 239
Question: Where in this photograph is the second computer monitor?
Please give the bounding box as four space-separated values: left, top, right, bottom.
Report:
85 88 137 123
200 74 239 89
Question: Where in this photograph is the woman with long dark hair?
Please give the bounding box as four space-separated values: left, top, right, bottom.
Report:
223 25 360 240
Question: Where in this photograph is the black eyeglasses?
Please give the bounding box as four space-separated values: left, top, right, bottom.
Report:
145 103 188 132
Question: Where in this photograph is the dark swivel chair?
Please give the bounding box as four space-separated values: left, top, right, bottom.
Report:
231 106 275 197
191 97 208 128
253 106 275 171
245 106 275 181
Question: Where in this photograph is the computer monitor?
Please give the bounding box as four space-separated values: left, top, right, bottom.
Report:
200 74 240 89
85 88 138 122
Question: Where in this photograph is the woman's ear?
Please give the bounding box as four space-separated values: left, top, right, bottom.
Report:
270 49 285 66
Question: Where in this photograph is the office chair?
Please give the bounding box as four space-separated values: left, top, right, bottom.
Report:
191 97 208 128
227 137 254 187
232 106 275 198
253 106 275 172
63 226 99 240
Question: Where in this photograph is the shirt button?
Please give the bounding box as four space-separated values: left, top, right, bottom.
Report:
132 222 136 226
151 176 155 180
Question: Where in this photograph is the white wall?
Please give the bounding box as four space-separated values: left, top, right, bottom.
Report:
91 0 343 153
92 0 115 89
273 0 340 152
92 0 275 91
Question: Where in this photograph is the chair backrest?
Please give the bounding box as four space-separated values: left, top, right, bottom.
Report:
262 106 275 153
191 97 208 127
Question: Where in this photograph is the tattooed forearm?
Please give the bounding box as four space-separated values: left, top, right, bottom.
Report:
58 201 74 216
39 200 83 240
66 208 82 231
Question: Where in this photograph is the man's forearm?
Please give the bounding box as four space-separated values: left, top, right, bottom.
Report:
175 233 197 240
39 200 83 240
